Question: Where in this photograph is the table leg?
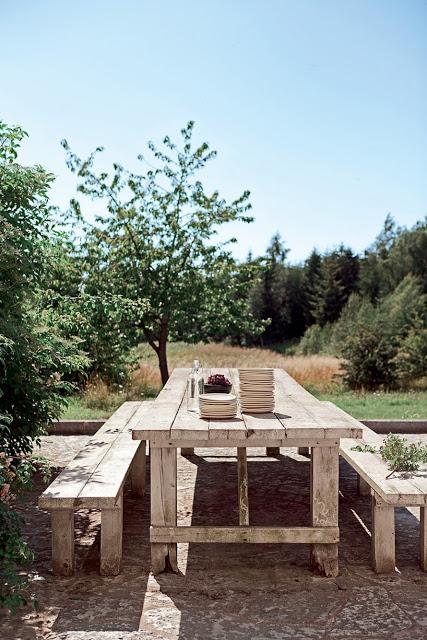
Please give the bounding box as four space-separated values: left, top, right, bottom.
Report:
100 492 123 576
151 447 178 574
372 493 395 573
51 509 74 576
310 445 339 577
357 474 371 496
131 441 146 496
420 507 427 572
237 448 249 525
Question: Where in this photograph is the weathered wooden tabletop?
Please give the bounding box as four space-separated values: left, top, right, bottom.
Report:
132 367 362 444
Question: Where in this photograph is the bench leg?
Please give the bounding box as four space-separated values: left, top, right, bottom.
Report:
357 475 371 496
151 447 178 574
131 441 146 497
266 447 280 456
298 447 310 457
51 510 75 576
371 493 395 574
237 448 249 525
310 446 339 577
420 507 427 571
181 448 194 456
100 492 123 576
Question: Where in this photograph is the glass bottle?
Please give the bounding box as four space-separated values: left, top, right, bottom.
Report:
187 359 204 412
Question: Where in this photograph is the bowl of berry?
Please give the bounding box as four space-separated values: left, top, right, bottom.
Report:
204 373 232 393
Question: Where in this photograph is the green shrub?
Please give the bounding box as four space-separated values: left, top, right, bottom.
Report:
379 434 427 475
341 319 398 390
352 433 427 476
337 276 426 390
298 323 333 355
0 121 88 611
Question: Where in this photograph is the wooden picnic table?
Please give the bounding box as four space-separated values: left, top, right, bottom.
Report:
132 367 362 577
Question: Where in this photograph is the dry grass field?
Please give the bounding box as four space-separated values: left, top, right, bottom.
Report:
61 342 427 420
132 342 342 395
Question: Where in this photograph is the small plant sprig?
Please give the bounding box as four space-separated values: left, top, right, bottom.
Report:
352 434 427 478
379 434 427 477
351 443 377 454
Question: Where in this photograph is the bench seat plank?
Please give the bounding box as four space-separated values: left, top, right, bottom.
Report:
323 402 427 505
39 402 141 509
77 403 150 508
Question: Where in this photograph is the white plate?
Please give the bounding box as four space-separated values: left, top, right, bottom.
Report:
199 393 236 402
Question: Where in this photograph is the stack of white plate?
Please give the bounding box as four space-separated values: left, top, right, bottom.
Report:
238 368 275 413
199 393 237 419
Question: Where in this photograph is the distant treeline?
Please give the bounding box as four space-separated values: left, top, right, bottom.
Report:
243 215 427 388
246 215 426 344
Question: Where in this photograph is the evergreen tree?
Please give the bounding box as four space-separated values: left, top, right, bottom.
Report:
303 249 323 325
250 233 289 344
315 246 359 325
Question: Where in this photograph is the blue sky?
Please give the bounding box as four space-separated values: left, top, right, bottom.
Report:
2 0 426 262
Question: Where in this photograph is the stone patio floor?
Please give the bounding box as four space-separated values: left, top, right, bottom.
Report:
1 435 427 640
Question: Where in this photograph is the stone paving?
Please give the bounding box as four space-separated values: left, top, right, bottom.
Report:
1 436 427 640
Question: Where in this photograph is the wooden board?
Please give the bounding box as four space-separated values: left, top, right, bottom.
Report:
310 446 339 577
150 447 178 573
132 368 188 439
237 448 249 525
151 526 339 544
324 402 427 505
132 368 361 443
275 370 362 439
76 402 151 508
150 438 339 449
372 492 396 574
39 402 141 509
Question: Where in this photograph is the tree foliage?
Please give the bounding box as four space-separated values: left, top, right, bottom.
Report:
0 121 88 610
63 121 265 383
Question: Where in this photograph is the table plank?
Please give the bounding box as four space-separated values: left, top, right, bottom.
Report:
133 367 361 443
275 369 362 439
132 368 188 440
170 391 209 440
274 376 325 439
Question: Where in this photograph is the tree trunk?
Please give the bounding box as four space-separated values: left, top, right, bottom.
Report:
158 318 169 385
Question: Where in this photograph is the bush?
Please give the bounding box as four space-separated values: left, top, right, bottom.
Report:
301 276 427 390
298 323 333 355
341 319 398 390
44 288 147 387
393 325 427 382
340 276 426 390
0 121 88 610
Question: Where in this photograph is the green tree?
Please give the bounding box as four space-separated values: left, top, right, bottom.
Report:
250 234 290 344
303 249 323 326
0 122 88 456
340 276 426 389
42 236 148 386
0 121 88 610
359 215 427 300
63 122 264 384
314 246 359 326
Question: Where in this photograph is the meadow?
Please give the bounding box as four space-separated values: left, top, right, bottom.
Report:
61 342 427 421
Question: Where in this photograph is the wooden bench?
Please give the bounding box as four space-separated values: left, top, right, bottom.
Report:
39 401 151 576
321 402 427 573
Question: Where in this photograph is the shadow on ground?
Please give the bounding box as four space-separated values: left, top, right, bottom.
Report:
1 443 426 640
